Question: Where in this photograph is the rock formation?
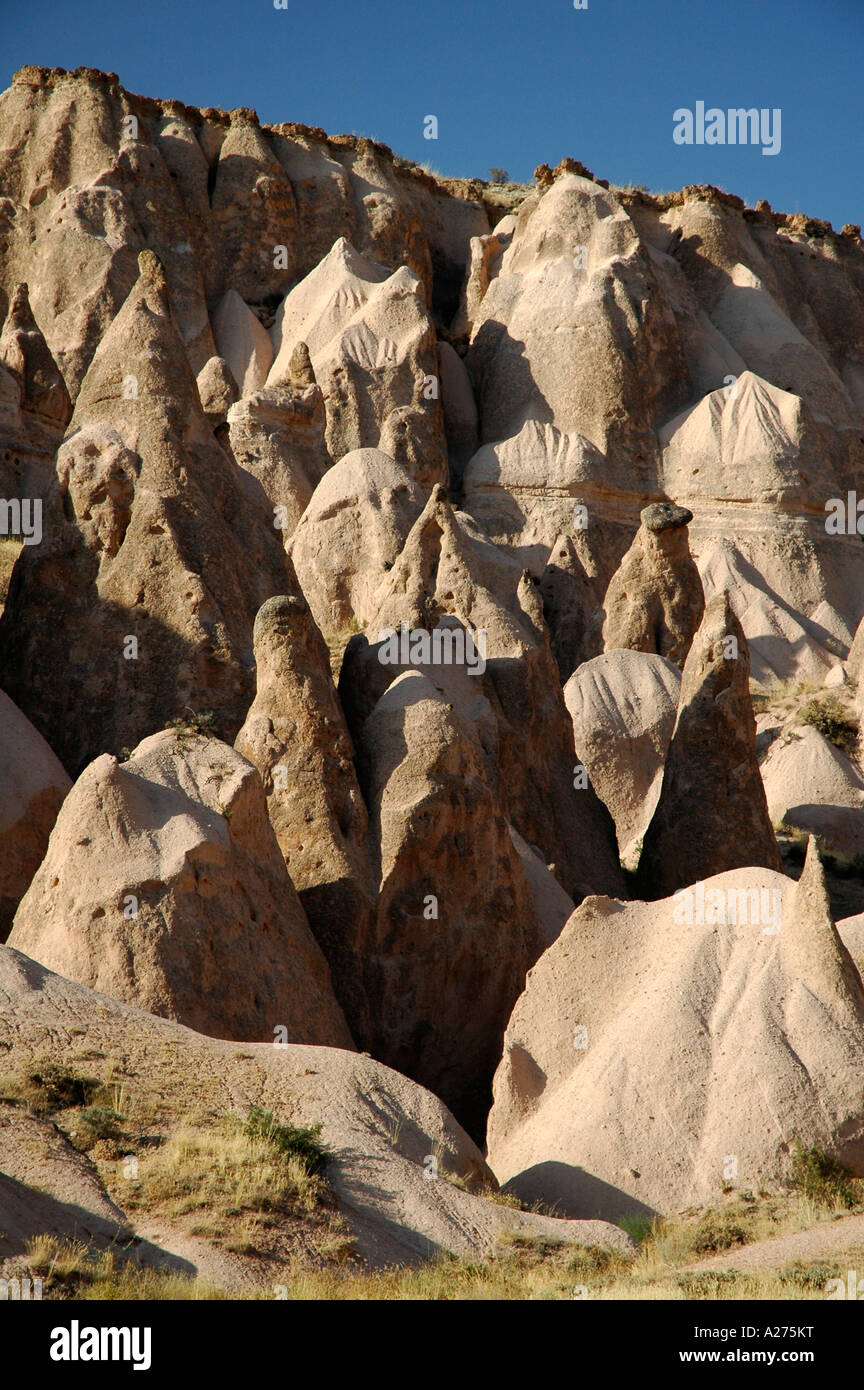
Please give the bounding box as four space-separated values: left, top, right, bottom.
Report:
0 942 632 1273
3 64 864 1284
638 591 781 895
234 592 376 1038
356 670 545 1136
0 691 71 940
0 251 290 774
8 729 352 1047
602 502 705 666
564 650 681 862
488 845 864 1218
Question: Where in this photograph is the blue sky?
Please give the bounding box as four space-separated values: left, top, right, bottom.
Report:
2 0 861 230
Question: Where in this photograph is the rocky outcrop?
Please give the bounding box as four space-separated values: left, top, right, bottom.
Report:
288 448 424 645
0 691 71 940
0 251 289 774
0 942 632 1271
488 845 864 1218
361 485 625 904
210 288 273 395
602 502 704 666
638 591 781 895
539 532 603 681
564 650 681 862
0 283 71 427
234 592 375 1038
227 372 331 538
356 670 545 1137
267 238 446 487
7 729 352 1047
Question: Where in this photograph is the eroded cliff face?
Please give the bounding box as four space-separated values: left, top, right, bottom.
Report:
2 64 864 1160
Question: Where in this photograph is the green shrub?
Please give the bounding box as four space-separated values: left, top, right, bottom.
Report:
78 1105 125 1141
3 1063 101 1112
779 1261 841 1291
800 697 858 755
788 1142 857 1208
166 708 219 738
688 1210 748 1254
240 1106 327 1175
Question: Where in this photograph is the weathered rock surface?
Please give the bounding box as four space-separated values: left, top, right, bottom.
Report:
0 944 632 1272
761 725 864 831
0 283 71 427
227 374 331 538
235 593 375 1039
355 670 546 1137
267 238 446 486
288 448 424 645
211 288 273 397
602 502 704 667
0 691 71 940
488 847 864 1218
564 650 681 862
362 485 625 904
0 251 289 774
8 729 352 1047
638 591 781 895
538 532 604 681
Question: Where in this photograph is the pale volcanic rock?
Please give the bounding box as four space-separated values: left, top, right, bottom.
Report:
0 943 632 1271
462 419 620 579
208 112 300 302
761 725 864 857
365 483 537 654
227 377 331 539
0 251 289 774
0 691 71 941
195 354 238 425
761 725 864 827
658 370 864 685
602 502 705 667
0 283 71 427
234 592 376 1040
539 532 604 680
8 729 352 1048
356 670 546 1136
288 448 424 645
267 237 446 484
466 174 688 483
211 288 274 396
487 846 864 1218
564 650 681 861
363 495 625 905
638 591 782 896
509 826 575 949
451 215 515 338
